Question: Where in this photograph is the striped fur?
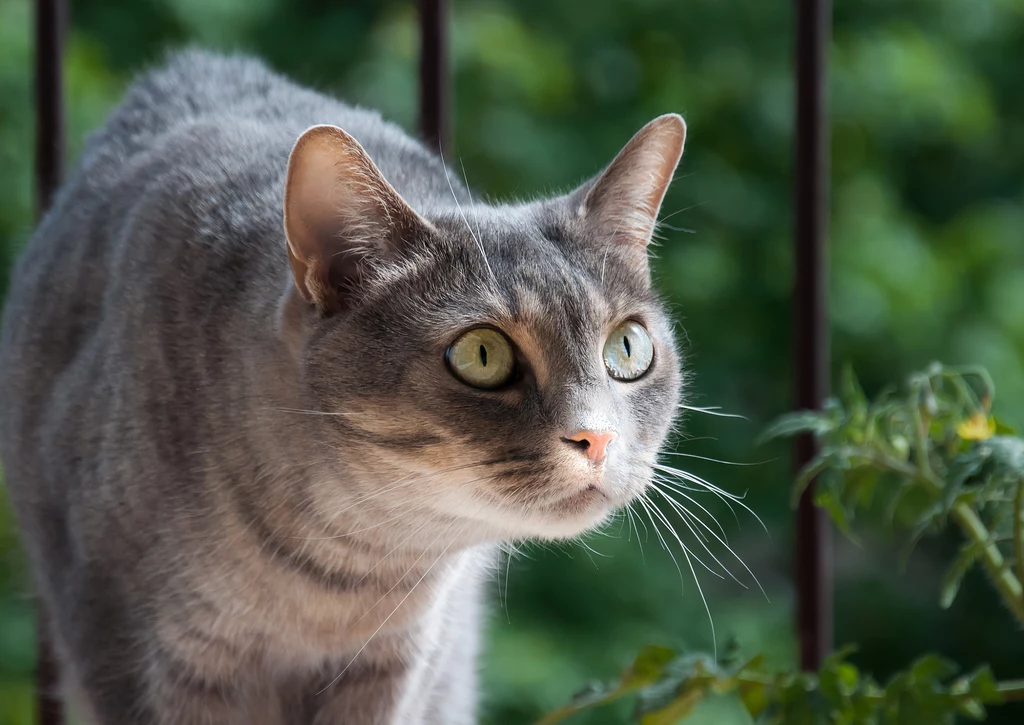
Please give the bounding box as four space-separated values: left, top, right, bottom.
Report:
0 50 685 724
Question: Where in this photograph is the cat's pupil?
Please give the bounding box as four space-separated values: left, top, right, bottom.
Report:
480 344 488 367
623 336 631 357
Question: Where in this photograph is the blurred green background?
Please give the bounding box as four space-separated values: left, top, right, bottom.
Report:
2 0 1024 723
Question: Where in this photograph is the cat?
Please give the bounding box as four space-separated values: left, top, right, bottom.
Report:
0 50 685 724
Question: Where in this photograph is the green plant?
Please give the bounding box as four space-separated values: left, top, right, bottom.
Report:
538 363 1024 724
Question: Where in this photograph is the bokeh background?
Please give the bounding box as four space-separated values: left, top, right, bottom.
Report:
2 0 1024 723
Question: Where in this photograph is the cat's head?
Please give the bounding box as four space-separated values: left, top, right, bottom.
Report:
280 115 685 541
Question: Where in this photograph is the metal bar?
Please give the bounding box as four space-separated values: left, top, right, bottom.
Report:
793 0 833 671
35 0 65 218
418 0 449 153
34 0 66 723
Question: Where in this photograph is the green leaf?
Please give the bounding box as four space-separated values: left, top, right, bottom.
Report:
624 645 677 687
638 682 707 725
839 364 868 415
737 679 770 718
908 653 958 683
759 410 837 445
815 482 858 541
939 541 984 609
994 418 1018 435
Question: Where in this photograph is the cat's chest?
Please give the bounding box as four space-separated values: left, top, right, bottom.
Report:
207 543 484 667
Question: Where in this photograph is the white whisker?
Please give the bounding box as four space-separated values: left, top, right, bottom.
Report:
662 451 766 466
653 474 731 538
319 528 460 695
649 483 747 589
653 463 769 534
636 494 683 588
677 404 749 420
641 493 724 581
439 148 495 282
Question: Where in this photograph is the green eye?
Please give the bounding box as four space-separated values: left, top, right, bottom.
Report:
603 320 654 381
447 328 517 389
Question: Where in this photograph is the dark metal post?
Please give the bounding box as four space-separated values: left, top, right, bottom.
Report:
419 0 449 153
793 0 833 671
34 0 66 723
35 0 65 217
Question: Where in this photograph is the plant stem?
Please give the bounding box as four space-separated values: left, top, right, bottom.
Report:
878 453 1024 625
1015 480 1024 602
950 502 1024 627
997 680 1024 702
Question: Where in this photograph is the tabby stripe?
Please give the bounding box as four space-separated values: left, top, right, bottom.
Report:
152 649 239 702
232 493 415 593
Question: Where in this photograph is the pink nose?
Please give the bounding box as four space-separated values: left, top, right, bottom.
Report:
563 430 618 464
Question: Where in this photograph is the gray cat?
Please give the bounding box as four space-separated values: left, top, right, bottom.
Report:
0 50 685 724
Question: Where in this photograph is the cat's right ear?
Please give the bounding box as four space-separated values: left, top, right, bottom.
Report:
283 125 432 312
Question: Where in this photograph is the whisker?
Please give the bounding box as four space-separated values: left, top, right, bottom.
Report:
348 527 447 629
351 518 435 587
458 155 487 250
636 494 683 589
630 502 651 544
577 538 611 561
649 483 746 588
439 147 495 283
319 526 461 695
653 463 770 534
501 541 519 621
653 473 732 538
662 451 767 466
265 407 364 417
669 492 768 602
677 404 748 420
323 458 512 521
677 528 718 660
641 493 724 581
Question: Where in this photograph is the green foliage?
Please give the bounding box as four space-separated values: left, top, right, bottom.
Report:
764 363 1024 621
538 644 1016 725
541 364 1024 724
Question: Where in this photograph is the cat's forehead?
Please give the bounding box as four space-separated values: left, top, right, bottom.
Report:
429 205 653 315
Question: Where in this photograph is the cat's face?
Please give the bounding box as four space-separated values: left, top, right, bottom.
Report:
283 116 686 541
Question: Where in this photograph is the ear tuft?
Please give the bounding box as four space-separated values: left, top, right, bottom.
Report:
578 113 686 248
283 125 431 312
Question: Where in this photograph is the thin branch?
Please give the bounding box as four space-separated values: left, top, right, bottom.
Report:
1015 479 1024 607
950 502 1024 627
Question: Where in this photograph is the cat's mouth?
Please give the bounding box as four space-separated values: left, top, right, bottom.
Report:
552 483 611 512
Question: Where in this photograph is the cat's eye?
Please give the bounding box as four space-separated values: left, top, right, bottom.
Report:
603 320 654 381
447 328 517 390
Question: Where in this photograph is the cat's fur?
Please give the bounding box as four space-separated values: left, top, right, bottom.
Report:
0 50 685 724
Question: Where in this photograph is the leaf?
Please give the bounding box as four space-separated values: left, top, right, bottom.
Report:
839 365 868 422
758 411 837 445
994 418 1018 435
908 653 958 683
939 541 983 609
737 678 770 718
624 645 677 687
638 682 707 725
815 483 858 541
790 455 831 507
962 666 1003 703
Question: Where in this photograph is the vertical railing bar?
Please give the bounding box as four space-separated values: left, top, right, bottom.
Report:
34 0 66 724
35 0 66 218
793 0 833 671
419 0 449 154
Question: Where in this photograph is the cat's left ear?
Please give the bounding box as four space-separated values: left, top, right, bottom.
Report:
571 114 686 248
